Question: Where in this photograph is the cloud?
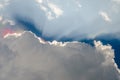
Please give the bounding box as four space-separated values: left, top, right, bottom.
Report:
4 0 46 30
36 0 43 4
48 2 63 18
0 16 2 21
112 0 120 3
0 4 4 9
0 31 119 80
75 0 82 8
99 11 111 22
36 0 63 20
0 0 9 9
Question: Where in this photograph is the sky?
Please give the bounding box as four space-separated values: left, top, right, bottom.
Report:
0 0 120 39
0 0 120 80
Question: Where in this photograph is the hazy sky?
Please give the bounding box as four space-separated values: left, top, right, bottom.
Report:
0 0 120 40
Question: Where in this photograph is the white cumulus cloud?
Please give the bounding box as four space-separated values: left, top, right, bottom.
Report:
0 31 119 80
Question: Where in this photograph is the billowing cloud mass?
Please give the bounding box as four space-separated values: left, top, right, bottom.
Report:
0 31 119 80
0 0 120 40
0 0 120 80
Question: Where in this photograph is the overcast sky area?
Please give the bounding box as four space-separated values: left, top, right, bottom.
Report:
0 0 120 80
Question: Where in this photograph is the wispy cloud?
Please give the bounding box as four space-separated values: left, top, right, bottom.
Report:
99 11 111 22
48 2 63 18
0 0 120 40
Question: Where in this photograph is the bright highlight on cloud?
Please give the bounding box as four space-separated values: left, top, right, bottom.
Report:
0 31 119 80
99 11 111 22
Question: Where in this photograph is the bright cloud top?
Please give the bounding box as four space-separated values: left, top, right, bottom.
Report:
0 31 119 80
